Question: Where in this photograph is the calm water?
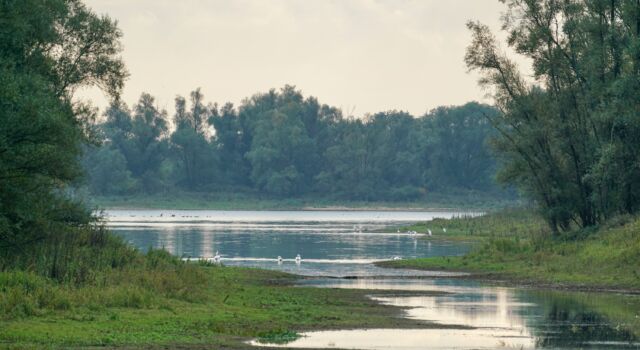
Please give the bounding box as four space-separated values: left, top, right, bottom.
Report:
105 209 640 349
105 209 474 277
256 279 640 349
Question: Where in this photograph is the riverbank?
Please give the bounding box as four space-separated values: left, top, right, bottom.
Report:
88 191 517 211
0 254 443 349
379 209 640 291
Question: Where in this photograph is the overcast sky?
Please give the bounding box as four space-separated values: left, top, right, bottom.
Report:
81 0 522 117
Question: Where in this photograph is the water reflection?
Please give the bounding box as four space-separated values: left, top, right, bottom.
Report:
281 279 640 349
106 210 472 277
251 328 536 350
526 291 640 348
104 209 640 348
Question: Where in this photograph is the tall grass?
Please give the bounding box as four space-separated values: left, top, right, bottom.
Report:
0 225 139 284
0 220 217 320
0 250 215 320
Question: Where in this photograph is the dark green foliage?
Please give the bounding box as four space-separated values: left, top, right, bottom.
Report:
422 103 498 191
84 85 504 201
257 330 301 344
82 145 136 195
465 0 640 232
171 89 218 190
83 95 172 194
0 0 126 263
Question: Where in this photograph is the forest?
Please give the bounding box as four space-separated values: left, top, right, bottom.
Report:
82 88 502 201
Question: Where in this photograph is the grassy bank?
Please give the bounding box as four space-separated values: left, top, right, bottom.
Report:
395 207 546 241
0 250 437 349
88 190 518 211
380 209 640 290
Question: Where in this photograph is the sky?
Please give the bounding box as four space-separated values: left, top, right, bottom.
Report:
81 0 525 117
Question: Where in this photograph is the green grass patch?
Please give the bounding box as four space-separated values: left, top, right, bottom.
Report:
381 210 640 290
394 207 546 241
0 259 421 349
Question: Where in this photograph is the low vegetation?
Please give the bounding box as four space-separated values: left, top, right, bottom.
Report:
396 207 545 240
382 209 640 290
0 235 424 349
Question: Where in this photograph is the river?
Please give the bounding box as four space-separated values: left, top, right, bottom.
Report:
104 209 640 350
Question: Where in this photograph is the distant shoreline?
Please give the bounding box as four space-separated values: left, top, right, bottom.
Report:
87 192 517 212
98 206 479 212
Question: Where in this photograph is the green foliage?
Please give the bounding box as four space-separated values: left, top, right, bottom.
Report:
0 239 211 321
256 330 301 344
82 145 136 195
422 102 498 191
0 0 126 262
0 253 420 348
465 1 640 232
84 85 506 201
171 89 218 190
246 110 313 196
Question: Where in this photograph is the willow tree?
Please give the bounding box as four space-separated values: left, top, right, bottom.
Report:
0 0 127 257
466 0 640 232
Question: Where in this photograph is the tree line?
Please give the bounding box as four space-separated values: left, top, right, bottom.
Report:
82 87 502 201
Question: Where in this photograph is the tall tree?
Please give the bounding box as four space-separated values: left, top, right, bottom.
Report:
209 102 252 186
465 0 640 232
171 89 217 190
126 94 169 192
0 0 126 254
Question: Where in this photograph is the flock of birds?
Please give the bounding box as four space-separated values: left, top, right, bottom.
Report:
211 251 302 264
390 226 447 260
205 225 447 265
397 227 446 237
